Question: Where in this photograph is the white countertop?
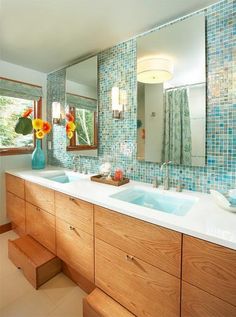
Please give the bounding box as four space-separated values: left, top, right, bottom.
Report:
6 167 236 250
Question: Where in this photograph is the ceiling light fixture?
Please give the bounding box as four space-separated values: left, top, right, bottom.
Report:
137 57 173 84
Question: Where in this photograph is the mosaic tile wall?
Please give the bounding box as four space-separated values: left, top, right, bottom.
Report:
47 0 236 193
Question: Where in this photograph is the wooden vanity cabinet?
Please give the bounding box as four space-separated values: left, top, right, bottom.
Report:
95 206 181 317
6 174 25 235
181 281 236 317
26 202 56 253
96 238 180 317
95 205 181 277
25 181 54 215
55 193 94 283
182 235 236 308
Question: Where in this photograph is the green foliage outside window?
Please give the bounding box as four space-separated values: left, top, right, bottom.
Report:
0 96 34 148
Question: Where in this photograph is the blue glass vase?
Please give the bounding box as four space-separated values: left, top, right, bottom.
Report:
32 139 45 169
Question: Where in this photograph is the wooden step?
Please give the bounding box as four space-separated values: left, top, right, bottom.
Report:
83 288 135 317
8 235 61 289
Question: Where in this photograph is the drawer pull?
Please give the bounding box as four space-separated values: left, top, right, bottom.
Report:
69 225 75 231
69 197 80 206
36 207 40 212
126 254 134 261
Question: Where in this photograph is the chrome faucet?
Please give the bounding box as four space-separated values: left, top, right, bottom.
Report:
160 161 172 190
72 155 80 172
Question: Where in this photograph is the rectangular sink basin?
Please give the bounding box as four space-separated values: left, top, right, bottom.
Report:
110 188 197 216
38 171 81 184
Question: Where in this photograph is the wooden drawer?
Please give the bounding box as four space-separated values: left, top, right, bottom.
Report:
56 218 94 282
55 192 93 235
182 281 236 317
25 181 54 215
95 239 180 317
6 191 25 236
8 235 61 289
6 173 24 199
83 288 135 317
182 235 236 306
26 202 56 253
95 205 181 277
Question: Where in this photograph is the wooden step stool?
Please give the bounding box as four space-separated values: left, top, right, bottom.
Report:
83 288 135 317
8 235 61 289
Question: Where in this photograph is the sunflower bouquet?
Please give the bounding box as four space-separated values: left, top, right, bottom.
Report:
15 108 51 139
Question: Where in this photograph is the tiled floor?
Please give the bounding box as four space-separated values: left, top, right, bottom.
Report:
0 231 86 317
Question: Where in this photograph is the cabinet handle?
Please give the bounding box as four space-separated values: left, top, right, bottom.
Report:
36 207 40 212
69 197 80 207
126 254 134 261
69 225 75 231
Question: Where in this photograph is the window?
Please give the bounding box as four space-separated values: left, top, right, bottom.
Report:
66 93 98 151
0 77 42 156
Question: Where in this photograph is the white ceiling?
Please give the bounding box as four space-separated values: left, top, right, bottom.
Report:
0 0 217 73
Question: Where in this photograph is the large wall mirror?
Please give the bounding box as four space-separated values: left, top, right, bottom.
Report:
137 13 206 167
66 56 98 156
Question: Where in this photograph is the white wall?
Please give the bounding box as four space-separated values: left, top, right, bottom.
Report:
0 60 47 225
144 84 164 162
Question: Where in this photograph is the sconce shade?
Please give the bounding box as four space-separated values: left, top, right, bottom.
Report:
52 102 61 124
111 87 122 111
137 57 173 84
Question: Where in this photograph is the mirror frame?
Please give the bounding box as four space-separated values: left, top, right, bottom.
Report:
65 55 98 153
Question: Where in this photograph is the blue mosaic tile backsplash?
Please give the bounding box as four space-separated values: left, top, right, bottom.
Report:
47 0 236 193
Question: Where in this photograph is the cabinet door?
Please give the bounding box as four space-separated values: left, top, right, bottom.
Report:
6 173 24 199
95 239 180 317
25 181 54 215
56 218 94 282
182 281 236 317
55 192 93 235
183 235 236 306
26 202 56 253
6 192 25 236
95 205 181 277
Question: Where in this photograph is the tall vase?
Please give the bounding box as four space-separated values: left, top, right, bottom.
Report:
32 139 45 170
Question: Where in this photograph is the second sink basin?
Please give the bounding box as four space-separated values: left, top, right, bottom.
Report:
110 187 197 216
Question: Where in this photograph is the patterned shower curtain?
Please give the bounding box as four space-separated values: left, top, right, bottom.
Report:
162 88 192 165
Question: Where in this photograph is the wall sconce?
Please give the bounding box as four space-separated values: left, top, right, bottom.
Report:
52 102 61 124
111 87 127 119
137 57 173 84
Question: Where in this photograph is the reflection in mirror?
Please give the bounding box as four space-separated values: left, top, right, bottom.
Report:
66 56 98 156
137 13 206 167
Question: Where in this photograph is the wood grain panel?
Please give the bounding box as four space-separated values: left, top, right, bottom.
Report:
26 202 56 253
5 173 24 199
25 181 54 215
8 235 61 289
83 288 135 317
62 262 95 294
182 235 236 306
95 239 180 317
182 281 236 317
56 218 94 282
95 205 181 277
6 192 25 236
55 192 93 235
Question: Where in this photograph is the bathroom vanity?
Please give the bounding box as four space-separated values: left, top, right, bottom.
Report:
5 170 236 317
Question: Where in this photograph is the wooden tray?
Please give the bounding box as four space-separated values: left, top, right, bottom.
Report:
91 174 129 186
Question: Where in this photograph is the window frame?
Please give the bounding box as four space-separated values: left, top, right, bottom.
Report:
0 78 42 156
66 105 98 152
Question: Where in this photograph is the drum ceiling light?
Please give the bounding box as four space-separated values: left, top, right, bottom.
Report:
137 57 173 84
